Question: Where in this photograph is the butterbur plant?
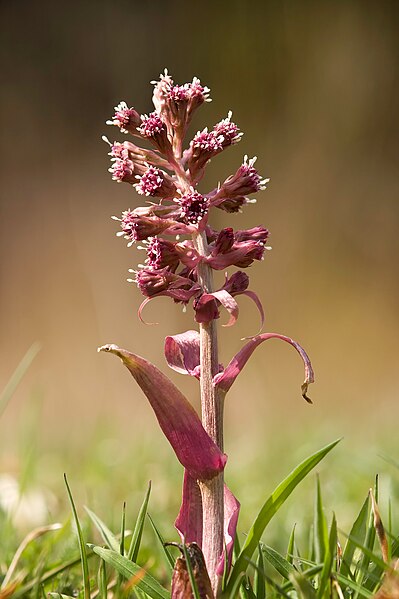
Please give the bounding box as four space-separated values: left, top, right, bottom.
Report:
99 69 314 596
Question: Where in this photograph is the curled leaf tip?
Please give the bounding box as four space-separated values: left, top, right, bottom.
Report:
301 382 313 404
98 343 120 354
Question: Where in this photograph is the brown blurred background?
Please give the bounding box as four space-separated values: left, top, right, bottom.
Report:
0 0 398 461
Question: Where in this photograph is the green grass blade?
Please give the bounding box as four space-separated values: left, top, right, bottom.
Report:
289 571 317 598
226 438 340 592
336 573 373 598
90 545 169 599
181 542 201 599
281 564 323 592
239 578 256 599
314 475 328 565
226 573 245 599
48 594 76 599
262 544 296 581
64 474 91 599
253 546 265 599
317 512 337 599
355 478 378 595
128 481 151 562
98 559 107 599
147 514 174 572
286 523 296 564
248 557 293 599
85 506 120 553
340 532 387 574
340 494 369 579
0 343 40 418
11 550 96 597
120 501 126 556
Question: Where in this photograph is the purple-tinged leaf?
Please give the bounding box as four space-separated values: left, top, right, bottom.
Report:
175 472 203 546
195 290 239 327
165 330 201 378
216 486 240 576
98 344 227 480
175 473 240 578
213 333 314 402
239 290 265 337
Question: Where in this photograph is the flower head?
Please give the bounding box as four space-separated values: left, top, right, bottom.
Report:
137 112 173 157
106 101 141 135
209 156 269 212
113 210 175 245
151 71 211 150
187 113 241 181
144 237 181 271
213 111 242 147
134 165 177 198
108 155 135 184
176 190 209 226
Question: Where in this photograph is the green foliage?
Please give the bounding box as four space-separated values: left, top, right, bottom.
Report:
1 440 398 598
226 439 340 593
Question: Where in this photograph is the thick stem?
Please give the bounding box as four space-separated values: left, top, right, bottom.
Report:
193 231 225 596
172 155 224 595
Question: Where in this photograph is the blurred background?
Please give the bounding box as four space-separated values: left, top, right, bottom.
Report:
0 0 398 538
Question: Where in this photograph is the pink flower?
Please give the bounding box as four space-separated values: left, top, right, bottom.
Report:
151 71 211 149
187 113 241 182
144 237 181 271
213 111 242 147
108 155 136 184
134 165 177 198
143 237 200 271
137 112 173 157
106 101 141 135
209 156 269 212
113 210 176 245
175 190 209 226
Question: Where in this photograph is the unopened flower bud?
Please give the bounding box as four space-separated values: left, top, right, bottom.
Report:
235 226 269 244
135 268 200 303
135 268 177 297
222 271 249 294
206 227 269 269
213 228 234 254
106 101 141 135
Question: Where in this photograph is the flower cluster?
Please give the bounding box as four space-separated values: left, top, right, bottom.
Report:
102 70 314 595
106 70 269 327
